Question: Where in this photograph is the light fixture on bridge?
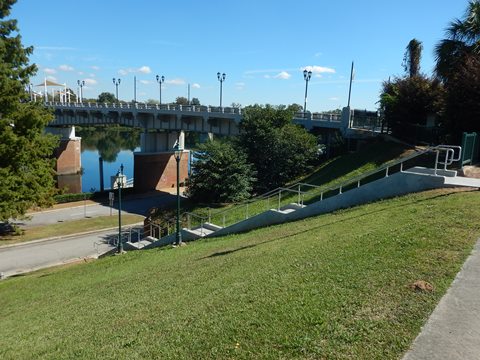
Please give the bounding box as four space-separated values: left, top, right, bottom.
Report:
77 80 85 103
217 72 226 108
173 141 184 246
156 75 165 105
303 69 312 113
112 78 121 102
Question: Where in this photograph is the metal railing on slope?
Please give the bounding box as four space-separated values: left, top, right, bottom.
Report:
142 145 462 244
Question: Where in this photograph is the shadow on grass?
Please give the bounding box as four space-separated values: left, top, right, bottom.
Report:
200 189 470 260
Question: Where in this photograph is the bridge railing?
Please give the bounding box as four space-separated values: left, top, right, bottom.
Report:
294 112 342 122
46 101 242 115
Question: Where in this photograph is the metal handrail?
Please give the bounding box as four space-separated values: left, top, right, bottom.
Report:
148 145 462 240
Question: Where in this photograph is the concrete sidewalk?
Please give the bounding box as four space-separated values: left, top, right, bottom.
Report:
403 239 480 359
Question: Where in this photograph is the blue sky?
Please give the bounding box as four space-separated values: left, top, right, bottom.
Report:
12 0 467 111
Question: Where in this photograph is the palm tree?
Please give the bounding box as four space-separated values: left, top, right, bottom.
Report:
435 0 480 81
403 39 423 77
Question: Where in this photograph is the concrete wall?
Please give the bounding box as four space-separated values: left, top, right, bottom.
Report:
210 171 446 237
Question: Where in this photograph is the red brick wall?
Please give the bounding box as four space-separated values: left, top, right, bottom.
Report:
55 139 81 175
134 152 189 192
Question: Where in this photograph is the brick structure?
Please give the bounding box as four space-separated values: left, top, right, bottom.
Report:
55 138 81 175
134 151 189 192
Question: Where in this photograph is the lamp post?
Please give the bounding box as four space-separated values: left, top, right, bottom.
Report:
77 80 85 103
116 164 124 253
113 78 121 102
217 72 226 108
156 75 165 105
174 142 184 245
303 69 312 113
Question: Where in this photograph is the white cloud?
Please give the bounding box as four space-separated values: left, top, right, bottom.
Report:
139 80 150 85
59 64 74 72
166 78 185 86
84 78 97 85
302 65 336 78
235 82 245 90
89 73 96 78
274 71 291 80
91 65 100 71
77 71 84 75
191 83 200 89
264 74 271 79
138 66 151 74
118 65 152 76
46 75 57 81
329 97 340 101
43 68 56 74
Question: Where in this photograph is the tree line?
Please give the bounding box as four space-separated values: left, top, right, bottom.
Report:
379 1 480 144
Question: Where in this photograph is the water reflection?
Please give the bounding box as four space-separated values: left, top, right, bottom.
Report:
78 127 141 193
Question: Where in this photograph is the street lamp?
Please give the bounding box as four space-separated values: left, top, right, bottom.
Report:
116 164 124 253
112 78 121 102
77 80 85 103
217 72 226 108
173 142 184 245
303 69 312 113
156 75 165 105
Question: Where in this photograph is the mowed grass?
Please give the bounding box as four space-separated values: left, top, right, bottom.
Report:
1 188 479 359
0 214 144 246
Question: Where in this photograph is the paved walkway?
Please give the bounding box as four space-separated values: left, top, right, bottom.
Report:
403 239 480 359
0 229 117 278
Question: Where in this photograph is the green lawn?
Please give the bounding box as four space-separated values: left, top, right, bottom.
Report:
0 214 144 246
1 188 479 359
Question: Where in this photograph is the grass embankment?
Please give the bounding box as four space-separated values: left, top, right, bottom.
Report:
1 188 479 359
0 214 144 247
187 140 412 229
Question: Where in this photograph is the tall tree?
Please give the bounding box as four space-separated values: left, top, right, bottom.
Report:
403 39 423 77
435 0 480 82
238 105 317 191
0 0 58 222
97 92 116 103
186 140 256 203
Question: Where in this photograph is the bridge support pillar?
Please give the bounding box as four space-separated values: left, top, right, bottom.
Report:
134 130 189 192
46 126 82 193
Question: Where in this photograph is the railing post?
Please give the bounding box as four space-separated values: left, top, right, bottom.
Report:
320 192 323 201
339 186 342 195
278 191 282 210
386 167 389 177
208 208 211 223
357 180 361 188
400 162 403 172
246 203 249 219
298 184 301 205
434 150 440 176
187 214 191 229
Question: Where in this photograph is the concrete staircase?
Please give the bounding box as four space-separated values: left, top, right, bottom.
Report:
125 145 480 250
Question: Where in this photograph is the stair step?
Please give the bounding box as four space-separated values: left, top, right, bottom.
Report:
187 227 216 237
203 222 223 231
444 176 480 187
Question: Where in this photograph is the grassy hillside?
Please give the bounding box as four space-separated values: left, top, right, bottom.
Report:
1 188 479 359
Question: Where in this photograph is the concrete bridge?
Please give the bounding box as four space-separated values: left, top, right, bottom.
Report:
46 102 377 193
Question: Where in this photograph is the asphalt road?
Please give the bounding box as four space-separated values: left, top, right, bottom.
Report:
0 229 116 278
0 191 179 278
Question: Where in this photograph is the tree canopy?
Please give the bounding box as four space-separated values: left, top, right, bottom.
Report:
186 140 256 203
97 92 116 103
0 0 59 222
238 105 317 191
